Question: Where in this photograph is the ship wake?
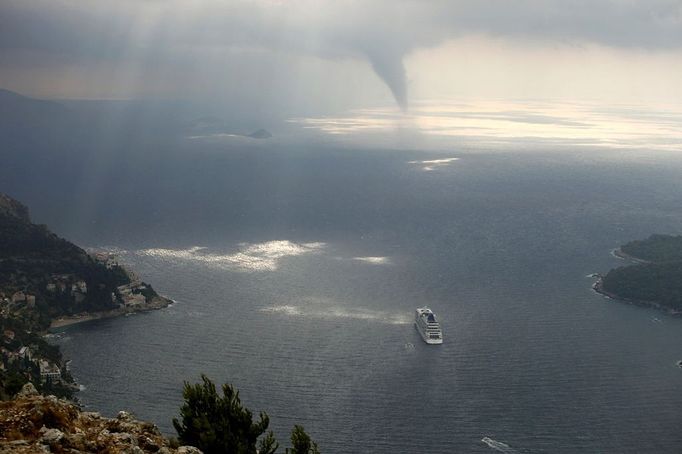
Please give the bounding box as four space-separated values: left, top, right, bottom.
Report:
481 437 518 453
260 300 409 325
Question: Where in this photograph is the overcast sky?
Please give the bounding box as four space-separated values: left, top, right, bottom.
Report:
1 0 681 113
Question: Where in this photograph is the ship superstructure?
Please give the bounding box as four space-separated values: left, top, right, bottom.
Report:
414 307 443 344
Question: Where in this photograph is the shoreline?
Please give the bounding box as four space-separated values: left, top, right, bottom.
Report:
591 275 682 316
610 247 652 264
49 295 174 330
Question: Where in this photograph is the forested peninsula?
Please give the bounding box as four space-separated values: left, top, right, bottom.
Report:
595 234 682 314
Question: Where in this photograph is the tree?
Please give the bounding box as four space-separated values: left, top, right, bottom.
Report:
1 370 27 398
286 425 320 454
173 375 278 454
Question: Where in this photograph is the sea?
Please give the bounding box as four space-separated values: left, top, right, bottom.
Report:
45 101 682 453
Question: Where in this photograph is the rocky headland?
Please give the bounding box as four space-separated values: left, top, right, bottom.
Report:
594 235 682 315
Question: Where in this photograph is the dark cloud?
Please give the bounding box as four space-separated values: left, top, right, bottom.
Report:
432 0 682 49
1 0 681 108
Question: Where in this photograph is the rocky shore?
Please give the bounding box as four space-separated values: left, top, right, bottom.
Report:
591 274 682 316
0 383 201 454
50 295 173 330
610 247 651 264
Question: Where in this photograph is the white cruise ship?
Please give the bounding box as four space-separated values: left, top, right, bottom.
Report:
414 307 443 344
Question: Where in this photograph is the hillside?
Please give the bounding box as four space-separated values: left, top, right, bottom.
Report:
619 234 682 263
0 193 130 318
0 192 169 399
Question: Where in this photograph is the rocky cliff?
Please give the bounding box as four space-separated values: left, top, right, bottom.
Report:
0 383 201 454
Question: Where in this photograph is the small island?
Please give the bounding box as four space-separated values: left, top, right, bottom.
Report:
594 234 682 315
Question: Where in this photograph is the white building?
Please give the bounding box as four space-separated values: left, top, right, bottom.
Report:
39 360 61 382
18 346 32 360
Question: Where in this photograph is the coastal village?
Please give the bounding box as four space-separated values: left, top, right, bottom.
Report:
0 288 71 396
49 251 172 327
0 193 197 453
0 249 169 398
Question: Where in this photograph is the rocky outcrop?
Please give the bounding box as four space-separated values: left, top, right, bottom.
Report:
0 193 30 223
0 384 201 454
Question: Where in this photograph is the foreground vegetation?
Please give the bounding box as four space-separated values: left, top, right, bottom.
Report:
174 375 320 454
0 375 322 453
600 234 682 313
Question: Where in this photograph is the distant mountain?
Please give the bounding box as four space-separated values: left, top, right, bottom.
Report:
184 116 272 139
0 88 67 114
0 89 73 136
0 88 185 147
0 89 185 229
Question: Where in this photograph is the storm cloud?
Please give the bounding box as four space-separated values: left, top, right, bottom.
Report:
1 0 681 108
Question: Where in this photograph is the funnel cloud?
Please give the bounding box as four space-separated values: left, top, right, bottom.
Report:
366 51 408 111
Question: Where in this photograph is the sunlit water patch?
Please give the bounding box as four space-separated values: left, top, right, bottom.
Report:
351 256 392 265
408 157 459 171
290 100 682 151
260 297 410 325
137 241 326 272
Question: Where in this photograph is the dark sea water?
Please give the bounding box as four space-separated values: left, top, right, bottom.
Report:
52 145 682 454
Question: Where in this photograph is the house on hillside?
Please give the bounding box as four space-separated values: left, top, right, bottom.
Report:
18 346 32 360
39 360 61 382
11 291 26 304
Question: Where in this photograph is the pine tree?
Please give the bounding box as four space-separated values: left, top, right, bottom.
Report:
173 375 278 454
286 425 320 454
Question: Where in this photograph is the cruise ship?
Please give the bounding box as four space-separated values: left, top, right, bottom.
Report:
414 307 443 344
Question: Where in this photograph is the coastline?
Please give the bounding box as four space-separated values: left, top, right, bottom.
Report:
610 247 651 264
591 275 682 316
49 295 173 330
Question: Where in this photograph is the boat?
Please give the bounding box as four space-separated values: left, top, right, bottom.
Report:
414 307 443 344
